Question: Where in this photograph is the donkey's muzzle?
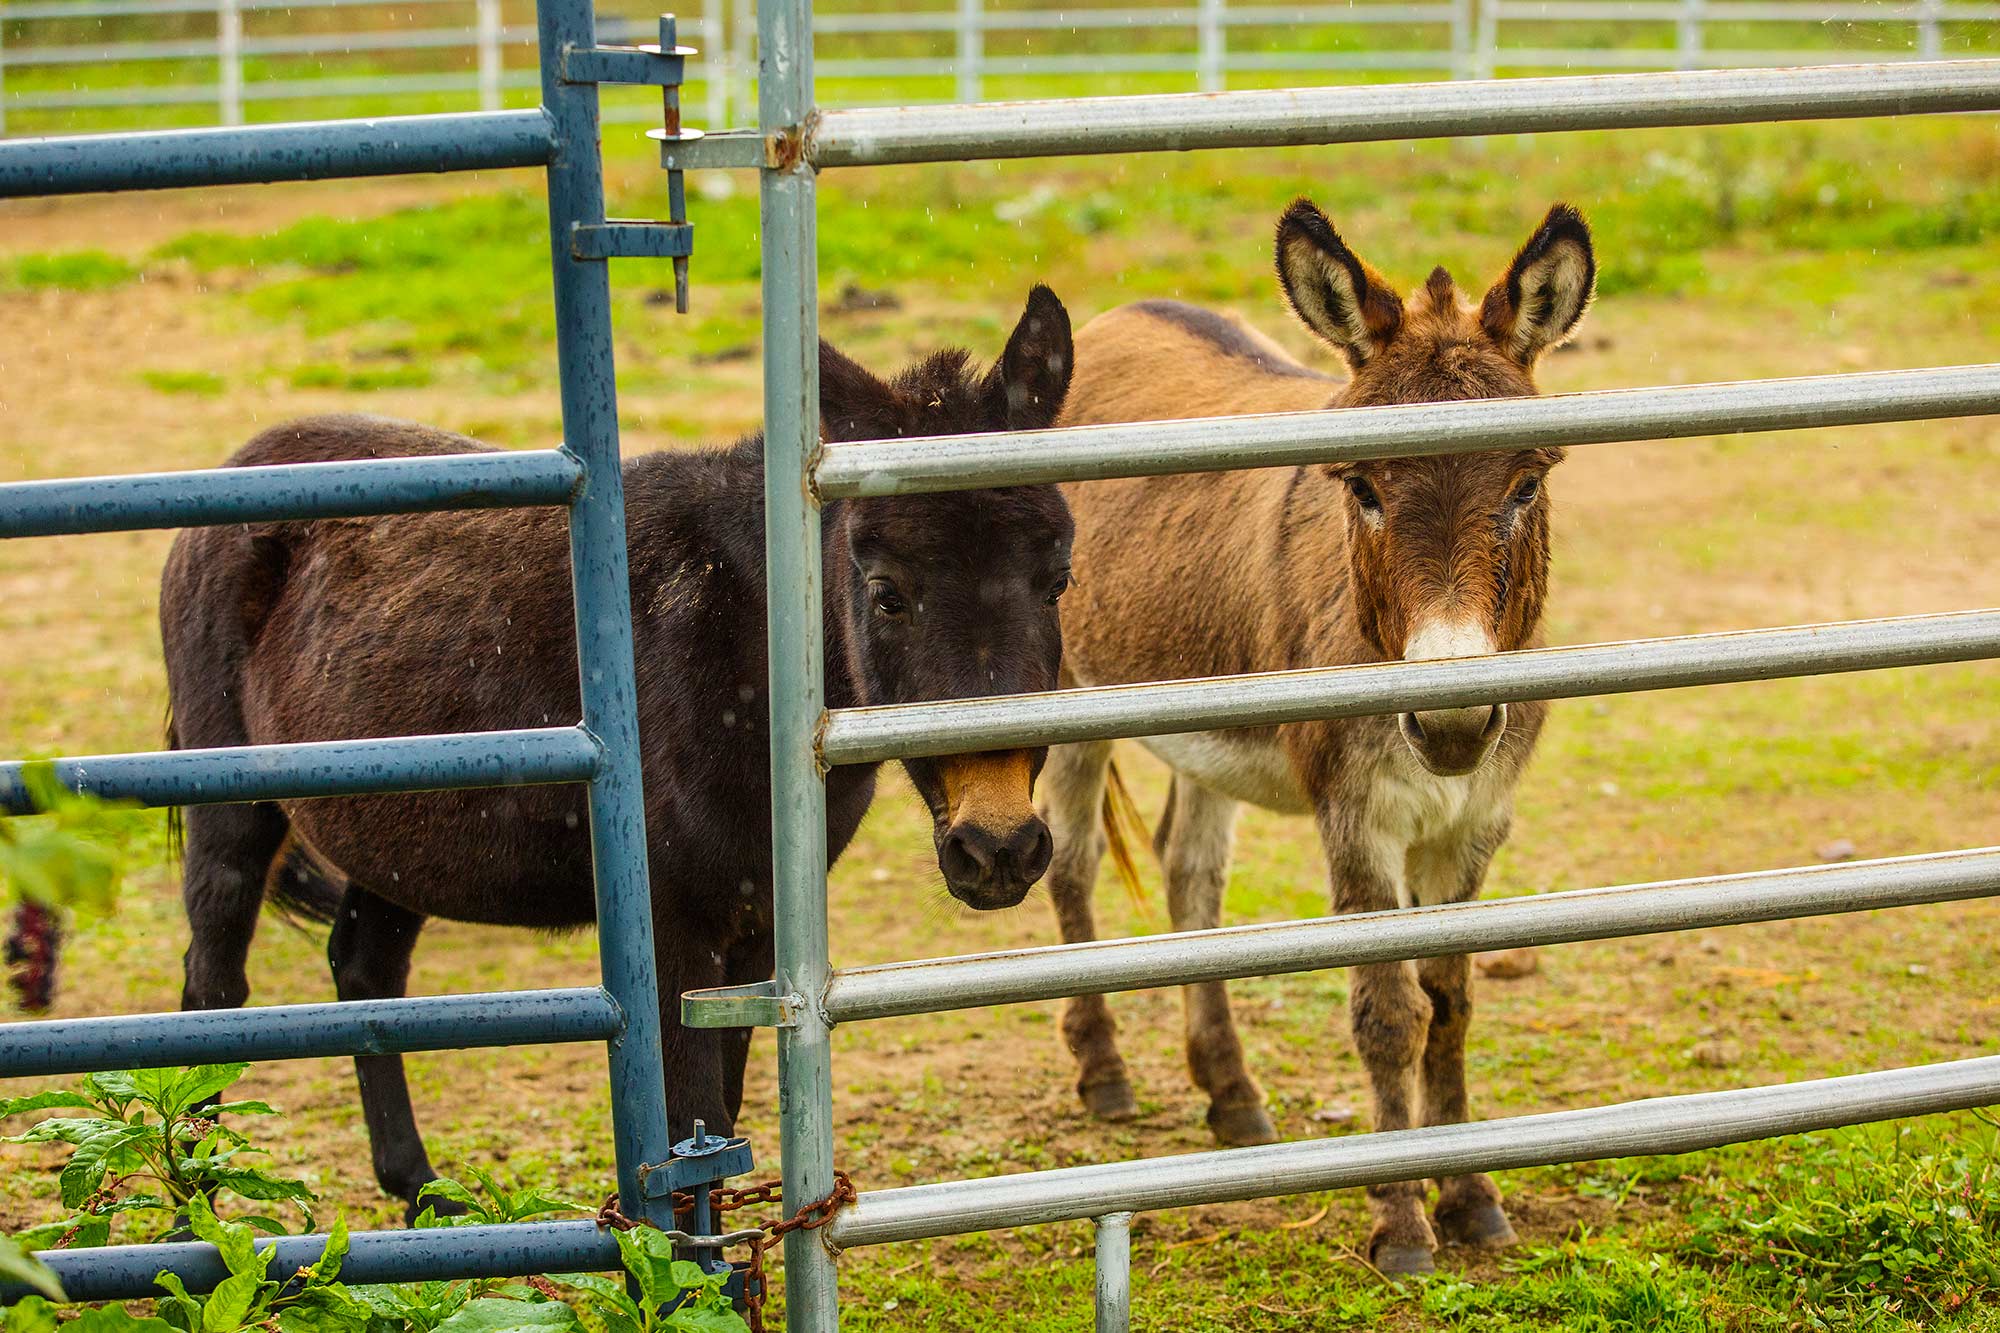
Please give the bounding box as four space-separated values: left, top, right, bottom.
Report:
1399 703 1507 777
940 817 1053 909
936 750 1051 909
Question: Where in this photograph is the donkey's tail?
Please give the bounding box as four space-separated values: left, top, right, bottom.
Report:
1099 759 1153 910
264 833 346 927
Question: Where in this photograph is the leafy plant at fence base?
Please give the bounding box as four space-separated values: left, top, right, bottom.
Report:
0 1064 315 1245
412 1168 592 1231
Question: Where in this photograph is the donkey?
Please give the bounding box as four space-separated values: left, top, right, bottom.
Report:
162 288 1077 1221
1040 204 1594 1273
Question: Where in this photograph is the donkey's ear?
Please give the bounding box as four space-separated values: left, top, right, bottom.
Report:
1274 198 1404 370
1480 204 1595 367
818 337 901 441
982 284 1074 432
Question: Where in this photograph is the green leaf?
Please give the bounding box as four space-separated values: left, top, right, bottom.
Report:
153 1271 204 1333
201 1269 268 1333
0 1236 64 1302
7 1115 128 1147
549 1275 638 1324
68 1307 179 1333
2 1296 60 1333
58 1123 156 1208
661 1309 746 1333
610 1228 682 1311
194 1164 316 1206
183 1195 269 1281
499 1193 592 1223
431 1298 578 1333
0 1092 96 1119
305 1215 350 1287
162 1067 251 1120
204 1102 279 1119
12 1215 109 1251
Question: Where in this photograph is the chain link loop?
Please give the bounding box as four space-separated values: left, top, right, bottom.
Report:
593 1172 856 1333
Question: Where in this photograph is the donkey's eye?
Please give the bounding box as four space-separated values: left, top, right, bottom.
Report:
869 580 908 617
1045 574 1071 606
1511 476 1541 506
1345 477 1383 512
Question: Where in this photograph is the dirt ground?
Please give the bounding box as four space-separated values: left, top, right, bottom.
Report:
1 156 1996 1328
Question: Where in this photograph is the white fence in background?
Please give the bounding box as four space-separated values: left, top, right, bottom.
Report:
0 0 1993 135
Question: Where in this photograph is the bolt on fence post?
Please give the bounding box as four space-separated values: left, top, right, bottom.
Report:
538 0 676 1228
758 0 841 1325
1094 1212 1134 1333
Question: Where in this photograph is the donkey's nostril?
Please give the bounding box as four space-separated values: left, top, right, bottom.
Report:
941 825 997 882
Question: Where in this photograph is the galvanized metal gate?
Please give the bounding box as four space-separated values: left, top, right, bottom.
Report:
669 28 2000 1332
2 3 2000 1329
0 0 688 1292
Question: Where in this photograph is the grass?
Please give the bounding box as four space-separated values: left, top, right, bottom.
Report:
0 108 1997 1330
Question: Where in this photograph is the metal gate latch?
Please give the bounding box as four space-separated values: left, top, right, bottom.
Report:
645 1119 758 1305
563 13 700 311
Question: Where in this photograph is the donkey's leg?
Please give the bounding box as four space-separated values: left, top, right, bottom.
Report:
180 802 289 1012
719 929 774 1127
658 921 740 1143
1040 740 1135 1121
326 885 444 1222
1158 779 1270 1146
1323 811 1437 1274
1409 836 1515 1249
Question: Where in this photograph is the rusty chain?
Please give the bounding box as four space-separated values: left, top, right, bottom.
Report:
594 1172 857 1333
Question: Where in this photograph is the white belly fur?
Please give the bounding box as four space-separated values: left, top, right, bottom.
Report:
1139 729 1313 814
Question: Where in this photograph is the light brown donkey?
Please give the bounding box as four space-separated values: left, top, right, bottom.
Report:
1041 200 1595 1274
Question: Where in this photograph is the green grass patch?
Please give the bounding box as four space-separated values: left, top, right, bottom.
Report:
139 369 227 397
4 251 139 292
287 361 435 392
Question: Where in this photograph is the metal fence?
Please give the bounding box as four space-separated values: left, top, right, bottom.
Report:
0 0 725 133
2 10 1999 1333
0 0 687 1297
661 42 2000 1333
10 0 1997 138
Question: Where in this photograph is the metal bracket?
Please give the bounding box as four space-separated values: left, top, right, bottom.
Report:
560 42 693 86
571 219 694 260
681 979 804 1029
651 127 767 171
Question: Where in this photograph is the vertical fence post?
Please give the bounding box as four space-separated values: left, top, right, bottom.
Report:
1449 0 1472 78
1094 1213 1134 1333
759 0 839 1326
1919 0 1943 59
1474 0 1500 79
1676 0 1704 70
702 0 726 129
956 0 982 103
476 0 503 111
731 0 752 129
1196 0 1223 92
217 0 243 126
537 0 676 1231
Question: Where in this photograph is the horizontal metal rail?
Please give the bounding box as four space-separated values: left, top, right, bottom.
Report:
0 450 582 540
818 847 2000 1022
17 1220 622 1305
814 362 2000 497
819 609 2000 764
0 727 600 814
828 1054 2000 1247
805 59 2000 165
0 988 623 1079
0 109 555 198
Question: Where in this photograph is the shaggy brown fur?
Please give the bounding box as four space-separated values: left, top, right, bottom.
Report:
1041 202 1595 1275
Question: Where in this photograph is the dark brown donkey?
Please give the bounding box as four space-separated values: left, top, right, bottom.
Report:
1041 205 1594 1273
163 289 1077 1220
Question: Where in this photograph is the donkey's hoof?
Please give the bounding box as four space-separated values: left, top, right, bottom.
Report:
1080 1079 1140 1122
1434 1199 1517 1249
1207 1101 1279 1147
1370 1242 1437 1277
